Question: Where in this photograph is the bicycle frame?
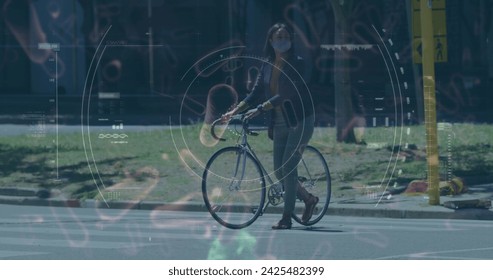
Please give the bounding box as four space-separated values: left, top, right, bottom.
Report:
233 121 277 215
212 115 278 215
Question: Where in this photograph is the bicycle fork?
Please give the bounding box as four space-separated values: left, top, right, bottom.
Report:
228 147 249 192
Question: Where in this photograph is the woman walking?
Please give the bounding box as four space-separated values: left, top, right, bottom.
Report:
222 22 318 230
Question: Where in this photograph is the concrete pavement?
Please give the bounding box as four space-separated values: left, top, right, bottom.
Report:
0 183 492 221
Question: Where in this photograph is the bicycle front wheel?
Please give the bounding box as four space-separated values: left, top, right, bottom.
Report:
292 145 331 226
202 146 266 229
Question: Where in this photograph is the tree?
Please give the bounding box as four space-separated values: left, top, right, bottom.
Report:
329 0 358 143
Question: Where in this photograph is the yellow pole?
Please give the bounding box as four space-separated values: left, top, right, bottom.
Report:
420 0 440 205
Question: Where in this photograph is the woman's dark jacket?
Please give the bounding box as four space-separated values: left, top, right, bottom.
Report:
242 55 314 128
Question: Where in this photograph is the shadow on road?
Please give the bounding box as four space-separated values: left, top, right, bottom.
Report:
292 226 344 233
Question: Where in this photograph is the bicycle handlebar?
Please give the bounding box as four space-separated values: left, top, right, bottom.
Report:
210 118 227 141
210 114 259 141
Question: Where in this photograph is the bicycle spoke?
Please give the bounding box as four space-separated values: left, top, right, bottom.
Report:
202 147 265 229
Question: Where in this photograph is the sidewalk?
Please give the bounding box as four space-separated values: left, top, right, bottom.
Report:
0 183 492 221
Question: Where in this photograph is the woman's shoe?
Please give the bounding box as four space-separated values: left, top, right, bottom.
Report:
272 220 292 230
301 195 319 223
272 214 292 230
297 183 320 223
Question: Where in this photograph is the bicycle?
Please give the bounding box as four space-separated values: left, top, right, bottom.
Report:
201 113 331 229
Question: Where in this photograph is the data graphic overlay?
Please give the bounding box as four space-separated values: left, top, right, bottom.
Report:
81 25 165 208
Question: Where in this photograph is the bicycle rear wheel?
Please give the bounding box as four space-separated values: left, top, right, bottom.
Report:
292 145 331 226
202 146 266 229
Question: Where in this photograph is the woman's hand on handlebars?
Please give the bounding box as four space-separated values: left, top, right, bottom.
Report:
221 108 237 123
244 108 261 120
222 103 262 122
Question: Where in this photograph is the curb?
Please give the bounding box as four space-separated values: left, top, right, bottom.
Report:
0 196 80 208
0 188 50 198
327 206 493 220
1 196 493 221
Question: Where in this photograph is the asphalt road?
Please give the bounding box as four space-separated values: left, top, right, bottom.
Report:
1 204 493 260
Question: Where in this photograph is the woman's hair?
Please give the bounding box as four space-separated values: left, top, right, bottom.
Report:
263 22 295 61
